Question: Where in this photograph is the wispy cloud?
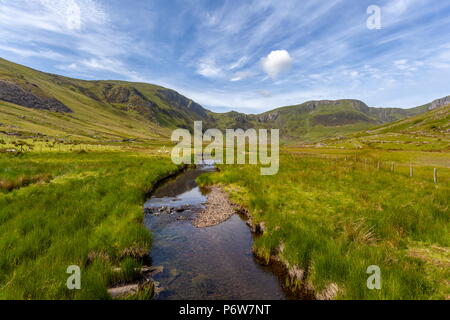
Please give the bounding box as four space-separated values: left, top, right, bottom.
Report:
0 0 148 81
230 71 253 82
0 0 450 111
196 59 223 78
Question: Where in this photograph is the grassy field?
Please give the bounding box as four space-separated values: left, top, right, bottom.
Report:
0 138 449 300
198 149 450 299
0 148 178 299
0 57 448 300
1 95 449 299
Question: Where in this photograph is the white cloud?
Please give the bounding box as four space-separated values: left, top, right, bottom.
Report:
174 85 334 112
394 59 408 66
258 90 272 98
229 57 247 70
0 0 149 82
37 0 107 31
309 74 322 80
66 63 78 70
196 59 222 78
0 44 64 60
261 50 293 79
78 58 146 81
230 71 253 82
1 0 448 112
384 0 420 16
393 59 422 72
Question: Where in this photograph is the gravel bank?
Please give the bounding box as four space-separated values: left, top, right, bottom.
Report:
194 186 235 228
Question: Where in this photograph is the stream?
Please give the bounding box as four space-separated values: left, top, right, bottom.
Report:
143 162 289 300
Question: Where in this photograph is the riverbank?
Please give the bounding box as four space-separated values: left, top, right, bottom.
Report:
0 151 179 299
143 164 289 300
197 150 450 300
198 186 323 300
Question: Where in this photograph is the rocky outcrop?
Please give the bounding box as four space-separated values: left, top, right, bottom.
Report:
0 80 72 113
102 84 153 107
104 85 130 103
157 89 209 119
369 108 404 123
429 95 450 110
102 84 159 121
257 111 280 122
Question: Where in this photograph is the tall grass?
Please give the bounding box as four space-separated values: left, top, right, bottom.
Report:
198 151 449 299
0 151 179 299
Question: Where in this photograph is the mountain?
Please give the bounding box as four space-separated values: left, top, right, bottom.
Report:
0 58 215 143
210 99 428 142
320 103 450 151
428 95 450 110
0 57 440 143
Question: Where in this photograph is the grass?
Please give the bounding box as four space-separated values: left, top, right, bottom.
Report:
320 105 450 152
1 138 448 300
0 149 179 299
1 57 448 300
197 150 450 299
0 57 203 144
0 173 52 192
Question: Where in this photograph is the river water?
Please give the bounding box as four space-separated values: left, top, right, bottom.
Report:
143 163 289 300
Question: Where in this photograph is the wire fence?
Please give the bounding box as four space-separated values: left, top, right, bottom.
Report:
290 151 447 185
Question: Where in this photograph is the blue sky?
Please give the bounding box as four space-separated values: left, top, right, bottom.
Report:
0 0 450 113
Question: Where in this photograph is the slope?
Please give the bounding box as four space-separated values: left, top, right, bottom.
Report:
321 103 450 151
0 58 213 143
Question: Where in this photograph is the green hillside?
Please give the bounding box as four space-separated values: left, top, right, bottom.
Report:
211 99 430 143
321 103 450 151
0 58 448 300
0 58 437 144
0 58 213 144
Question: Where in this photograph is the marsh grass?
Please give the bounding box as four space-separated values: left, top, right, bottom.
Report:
0 173 52 192
198 151 449 299
0 151 178 299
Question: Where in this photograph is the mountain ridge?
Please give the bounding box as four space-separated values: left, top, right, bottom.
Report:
0 57 446 143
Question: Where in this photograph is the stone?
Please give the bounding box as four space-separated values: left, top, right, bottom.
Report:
0 80 72 113
430 95 450 110
107 284 139 298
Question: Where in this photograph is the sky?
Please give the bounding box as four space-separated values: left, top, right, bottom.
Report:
0 0 450 113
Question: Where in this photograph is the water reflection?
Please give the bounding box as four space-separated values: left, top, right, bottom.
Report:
144 165 288 300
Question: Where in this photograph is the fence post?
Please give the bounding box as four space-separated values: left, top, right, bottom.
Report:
434 168 437 184
391 162 395 172
410 163 413 177
377 161 380 170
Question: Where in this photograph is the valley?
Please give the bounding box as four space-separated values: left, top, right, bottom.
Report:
0 58 449 300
